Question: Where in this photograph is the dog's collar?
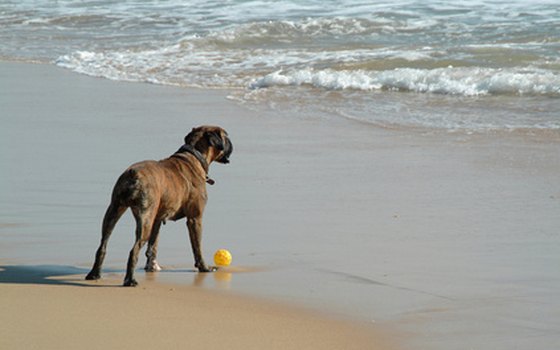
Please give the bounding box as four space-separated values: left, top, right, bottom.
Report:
171 144 215 185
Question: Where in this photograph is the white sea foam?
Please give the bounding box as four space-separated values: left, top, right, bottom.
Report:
56 46 560 98
55 43 436 89
250 67 560 96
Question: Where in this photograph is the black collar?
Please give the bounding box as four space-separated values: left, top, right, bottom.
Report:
171 144 215 185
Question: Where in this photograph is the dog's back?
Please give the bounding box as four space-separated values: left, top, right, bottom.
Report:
111 158 204 217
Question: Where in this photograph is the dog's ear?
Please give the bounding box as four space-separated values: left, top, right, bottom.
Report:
184 127 203 145
205 130 224 151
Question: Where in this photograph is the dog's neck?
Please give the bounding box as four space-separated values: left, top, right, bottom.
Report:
171 144 215 185
174 144 209 172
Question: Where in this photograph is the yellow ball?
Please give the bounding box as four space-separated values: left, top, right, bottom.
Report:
214 249 232 266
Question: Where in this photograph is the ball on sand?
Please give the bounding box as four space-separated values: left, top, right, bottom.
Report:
214 249 232 266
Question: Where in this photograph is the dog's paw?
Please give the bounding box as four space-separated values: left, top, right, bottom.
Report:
144 260 162 272
85 272 101 280
198 265 218 273
123 278 138 287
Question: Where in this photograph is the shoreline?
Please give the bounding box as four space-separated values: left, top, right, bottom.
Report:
2 61 559 350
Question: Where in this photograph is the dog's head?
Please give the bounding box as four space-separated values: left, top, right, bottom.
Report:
184 126 233 164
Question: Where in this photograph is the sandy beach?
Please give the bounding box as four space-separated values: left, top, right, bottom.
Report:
0 272 391 350
1 61 560 350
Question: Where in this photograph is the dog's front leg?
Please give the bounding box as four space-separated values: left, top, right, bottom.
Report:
187 216 215 272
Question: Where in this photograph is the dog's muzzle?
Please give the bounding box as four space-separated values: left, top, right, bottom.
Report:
216 136 233 164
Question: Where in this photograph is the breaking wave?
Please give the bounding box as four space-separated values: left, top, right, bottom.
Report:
250 67 560 96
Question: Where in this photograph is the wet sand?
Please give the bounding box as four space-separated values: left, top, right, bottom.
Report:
1 61 559 349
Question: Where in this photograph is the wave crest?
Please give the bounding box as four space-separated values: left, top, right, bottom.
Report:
250 67 560 96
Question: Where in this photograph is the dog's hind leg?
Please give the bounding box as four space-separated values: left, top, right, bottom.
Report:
86 202 127 280
123 209 155 286
145 219 163 272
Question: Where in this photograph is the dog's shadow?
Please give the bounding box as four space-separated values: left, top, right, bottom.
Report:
0 265 118 287
0 264 247 289
0 265 204 287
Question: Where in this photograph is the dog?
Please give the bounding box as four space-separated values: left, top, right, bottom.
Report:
85 126 232 286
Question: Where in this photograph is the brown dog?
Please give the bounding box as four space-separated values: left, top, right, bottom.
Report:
85 126 232 286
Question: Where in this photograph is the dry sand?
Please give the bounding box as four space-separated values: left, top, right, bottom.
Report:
1 61 560 350
0 272 391 350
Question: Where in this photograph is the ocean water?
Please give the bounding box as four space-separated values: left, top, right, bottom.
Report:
1 0 559 131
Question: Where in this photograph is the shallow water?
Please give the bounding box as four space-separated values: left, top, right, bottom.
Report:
1 0 559 131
